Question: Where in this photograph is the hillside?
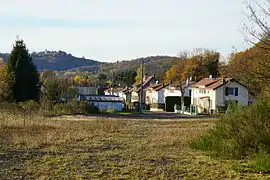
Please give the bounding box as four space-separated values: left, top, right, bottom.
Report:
99 56 178 81
0 50 101 71
0 51 177 81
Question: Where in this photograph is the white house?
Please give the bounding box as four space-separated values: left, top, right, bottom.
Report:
190 77 249 114
104 88 123 97
164 83 194 98
146 83 168 104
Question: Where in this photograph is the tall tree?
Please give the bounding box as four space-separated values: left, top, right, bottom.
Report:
227 42 270 95
7 39 40 102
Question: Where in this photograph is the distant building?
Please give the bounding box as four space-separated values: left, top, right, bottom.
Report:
77 86 98 95
77 95 124 112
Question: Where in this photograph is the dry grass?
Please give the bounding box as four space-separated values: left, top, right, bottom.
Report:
0 112 269 179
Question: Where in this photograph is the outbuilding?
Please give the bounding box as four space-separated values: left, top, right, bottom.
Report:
78 95 124 112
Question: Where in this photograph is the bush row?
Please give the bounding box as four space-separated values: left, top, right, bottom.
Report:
191 96 270 173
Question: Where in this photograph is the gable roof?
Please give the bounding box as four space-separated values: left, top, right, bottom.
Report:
191 78 231 90
134 75 156 92
147 83 169 91
191 78 248 90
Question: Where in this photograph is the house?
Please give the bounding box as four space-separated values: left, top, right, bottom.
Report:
104 87 132 103
131 75 157 104
190 76 249 114
163 80 196 112
77 95 124 112
104 88 124 97
121 87 132 103
164 81 195 98
146 83 169 111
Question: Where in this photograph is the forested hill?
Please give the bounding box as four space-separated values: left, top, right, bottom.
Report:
0 51 177 80
0 51 101 71
99 56 178 80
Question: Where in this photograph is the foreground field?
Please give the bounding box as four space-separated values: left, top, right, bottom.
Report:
0 114 269 179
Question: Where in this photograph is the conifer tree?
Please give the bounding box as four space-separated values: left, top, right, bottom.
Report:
6 39 40 102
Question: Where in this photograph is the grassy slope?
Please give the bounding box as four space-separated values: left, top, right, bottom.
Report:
0 114 269 179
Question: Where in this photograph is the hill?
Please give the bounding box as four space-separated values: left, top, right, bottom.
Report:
0 50 101 71
99 56 178 81
0 51 177 81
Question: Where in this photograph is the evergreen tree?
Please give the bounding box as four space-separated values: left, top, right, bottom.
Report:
7 39 40 102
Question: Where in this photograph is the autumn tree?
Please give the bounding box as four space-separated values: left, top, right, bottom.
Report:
227 42 270 95
0 65 14 101
182 49 220 81
6 39 40 102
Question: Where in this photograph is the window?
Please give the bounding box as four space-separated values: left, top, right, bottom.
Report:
225 87 239 96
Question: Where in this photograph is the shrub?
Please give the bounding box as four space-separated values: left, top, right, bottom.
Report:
52 101 99 115
191 97 270 171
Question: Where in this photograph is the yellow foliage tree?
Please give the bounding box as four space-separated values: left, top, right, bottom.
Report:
0 65 14 101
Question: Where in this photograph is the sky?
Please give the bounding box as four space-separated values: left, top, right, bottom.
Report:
0 0 250 62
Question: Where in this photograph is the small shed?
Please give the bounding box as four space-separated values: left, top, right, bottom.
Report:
78 95 124 112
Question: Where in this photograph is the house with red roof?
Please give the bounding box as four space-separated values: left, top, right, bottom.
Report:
190 76 249 114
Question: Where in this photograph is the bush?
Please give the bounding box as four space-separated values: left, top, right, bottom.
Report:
52 101 99 115
191 98 270 171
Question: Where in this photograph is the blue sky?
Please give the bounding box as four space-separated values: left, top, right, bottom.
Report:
0 0 249 62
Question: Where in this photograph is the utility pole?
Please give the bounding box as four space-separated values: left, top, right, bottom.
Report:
139 59 144 112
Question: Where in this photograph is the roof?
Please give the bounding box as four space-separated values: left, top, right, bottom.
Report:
150 83 169 91
78 95 124 102
190 78 244 90
167 81 196 89
104 87 124 93
134 75 156 93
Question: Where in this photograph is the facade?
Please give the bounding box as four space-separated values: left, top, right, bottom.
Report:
164 83 194 98
190 77 249 114
146 83 168 104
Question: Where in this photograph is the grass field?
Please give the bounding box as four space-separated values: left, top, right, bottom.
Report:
0 113 270 179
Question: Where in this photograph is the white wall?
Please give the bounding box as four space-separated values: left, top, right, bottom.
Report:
191 81 249 113
164 87 191 98
216 81 249 106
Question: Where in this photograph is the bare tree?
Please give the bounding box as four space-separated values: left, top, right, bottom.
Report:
243 0 270 49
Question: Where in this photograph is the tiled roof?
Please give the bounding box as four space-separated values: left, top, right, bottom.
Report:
194 78 219 86
191 78 233 90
